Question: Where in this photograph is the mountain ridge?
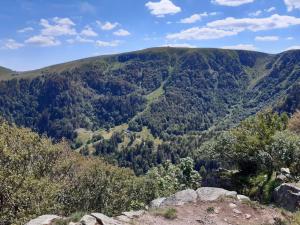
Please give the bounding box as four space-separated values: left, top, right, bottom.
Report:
0 47 299 142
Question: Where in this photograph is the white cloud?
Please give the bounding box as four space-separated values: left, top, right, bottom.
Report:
286 36 294 40
166 27 238 40
145 0 181 17
2 39 24 49
284 0 300 11
255 36 279 41
222 44 257 51
265 7 276 12
18 27 34 33
164 43 197 48
25 35 61 47
113 29 131 36
212 0 255 7
80 26 98 37
40 17 76 36
285 45 300 50
180 12 211 24
249 10 262 17
95 40 120 47
67 36 94 44
97 21 119 30
207 14 300 32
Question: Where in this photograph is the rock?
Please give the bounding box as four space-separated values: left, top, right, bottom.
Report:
276 174 288 182
229 203 237 208
161 189 197 206
150 197 166 208
196 187 237 201
91 213 122 225
115 215 131 223
233 209 242 214
273 183 300 211
244 214 252 219
237 194 250 202
121 210 145 219
25 215 61 225
281 168 290 174
79 215 98 225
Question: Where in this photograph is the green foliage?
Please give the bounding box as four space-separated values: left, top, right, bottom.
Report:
154 208 177 220
0 121 68 225
145 158 201 198
212 111 293 175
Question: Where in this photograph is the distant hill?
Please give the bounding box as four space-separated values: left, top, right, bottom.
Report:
0 47 299 141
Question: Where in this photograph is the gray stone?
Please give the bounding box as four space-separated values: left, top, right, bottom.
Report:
161 189 198 206
121 210 145 219
25 215 61 225
245 214 252 219
196 187 237 201
150 197 166 208
233 209 242 214
91 213 122 225
281 168 290 174
273 183 300 211
237 194 250 202
80 215 98 225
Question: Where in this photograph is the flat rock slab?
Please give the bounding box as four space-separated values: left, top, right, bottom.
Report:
196 187 237 201
161 189 198 206
25 215 61 225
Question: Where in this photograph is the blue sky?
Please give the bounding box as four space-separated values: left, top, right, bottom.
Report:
1 0 300 71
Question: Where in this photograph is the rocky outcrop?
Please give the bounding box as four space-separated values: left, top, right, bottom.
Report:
196 187 237 201
273 183 300 211
26 187 250 225
25 215 61 225
160 189 198 206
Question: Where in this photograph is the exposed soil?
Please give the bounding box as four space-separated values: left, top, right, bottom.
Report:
133 198 287 225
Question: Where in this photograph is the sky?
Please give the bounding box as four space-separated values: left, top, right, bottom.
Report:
0 0 300 71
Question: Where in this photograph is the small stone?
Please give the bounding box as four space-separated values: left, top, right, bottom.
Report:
245 214 252 219
229 203 237 208
233 209 242 214
281 168 290 174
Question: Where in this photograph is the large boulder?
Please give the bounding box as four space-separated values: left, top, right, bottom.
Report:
273 183 300 211
161 189 198 206
196 187 237 201
25 215 61 225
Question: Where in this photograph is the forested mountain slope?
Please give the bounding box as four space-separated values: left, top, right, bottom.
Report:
0 47 299 141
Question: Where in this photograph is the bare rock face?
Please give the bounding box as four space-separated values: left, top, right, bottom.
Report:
25 215 61 225
273 183 300 211
161 189 198 206
196 187 237 201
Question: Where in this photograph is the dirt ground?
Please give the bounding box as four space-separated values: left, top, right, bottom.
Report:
133 198 287 225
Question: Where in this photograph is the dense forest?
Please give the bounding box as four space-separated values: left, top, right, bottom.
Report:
0 48 299 142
